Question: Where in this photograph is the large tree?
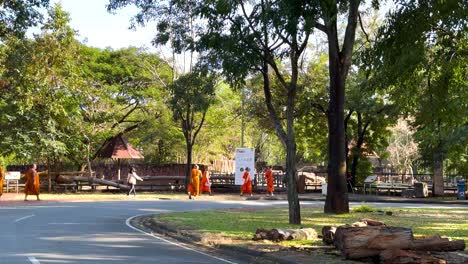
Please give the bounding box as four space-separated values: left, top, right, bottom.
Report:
0 4 85 164
81 46 173 164
372 0 467 195
167 72 216 190
107 0 317 223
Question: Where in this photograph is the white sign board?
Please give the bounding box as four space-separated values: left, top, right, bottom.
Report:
364 175 377 183
234 148 255 185
5 171 21 180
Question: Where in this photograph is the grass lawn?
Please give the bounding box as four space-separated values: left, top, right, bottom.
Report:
154 205 468 247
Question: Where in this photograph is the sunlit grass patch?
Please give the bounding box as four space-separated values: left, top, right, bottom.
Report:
154 206 468 245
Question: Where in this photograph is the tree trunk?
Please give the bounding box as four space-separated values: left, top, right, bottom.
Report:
68 176 130 190
433 143 444 196
325 25 349 213
185 141 192 193
286 140 301 224
350 113 366 187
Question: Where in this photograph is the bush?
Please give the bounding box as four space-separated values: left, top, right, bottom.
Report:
353 204 376 213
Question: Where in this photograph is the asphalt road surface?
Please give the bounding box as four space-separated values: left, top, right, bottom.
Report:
0 200 465 264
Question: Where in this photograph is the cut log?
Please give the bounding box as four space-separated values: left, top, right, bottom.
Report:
322 226 337 244
351 221 368 227
253 228 281 241
56 175 130 190
334 225 465 260
334 226 414 259
432 251 468 264
380 249 446 264
253 228 317 241
409 236 465 252
361 218 386 226
74 176 130 190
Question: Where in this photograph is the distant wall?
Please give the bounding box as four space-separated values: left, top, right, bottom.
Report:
7 163 208 181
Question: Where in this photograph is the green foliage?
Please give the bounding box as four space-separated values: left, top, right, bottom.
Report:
372 0 468 174
0 0 49 39
168 72 216 126
79 45 173 162
0 3 85 163
0 3 174 167
352 204 376 213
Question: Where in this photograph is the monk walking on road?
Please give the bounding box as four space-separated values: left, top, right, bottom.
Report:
200 166 212 196
240 167 253 196
265 166 274 196
188 165 201 199
24 164 41 201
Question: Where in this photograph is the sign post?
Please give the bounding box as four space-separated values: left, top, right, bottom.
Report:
234 148 255 185
5 171 21 193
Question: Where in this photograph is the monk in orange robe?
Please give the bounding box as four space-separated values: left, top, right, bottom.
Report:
241 167 253 196
0 164 5 198
200 166 212 195
188 165 201 199
265 166 274 196
24 164 41 201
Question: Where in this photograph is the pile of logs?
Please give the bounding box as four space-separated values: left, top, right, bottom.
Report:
253 227 318 242
322 219 467 264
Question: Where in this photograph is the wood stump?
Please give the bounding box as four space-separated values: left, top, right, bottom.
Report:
334 225 465 261
334 226 414 259
322 226 337 245
253 228 317 241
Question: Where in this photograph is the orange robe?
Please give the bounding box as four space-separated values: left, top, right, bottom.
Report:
24 168 40 195
189 168 201 197
0 166 4 196
200 171 211 193
242 171 252 194
265 169 274 193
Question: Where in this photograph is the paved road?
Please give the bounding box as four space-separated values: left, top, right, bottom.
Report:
0 200 466 264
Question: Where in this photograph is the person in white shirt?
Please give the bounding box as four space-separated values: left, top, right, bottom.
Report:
127 167 143 197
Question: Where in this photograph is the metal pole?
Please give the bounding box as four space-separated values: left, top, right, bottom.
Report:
241 87 245 147
117 159 121 181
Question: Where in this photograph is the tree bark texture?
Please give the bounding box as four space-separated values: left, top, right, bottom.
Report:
323 0 361 214
380 249 446 264
185 141 192 193
322 226 337 245
334 225 414 259
262 49 300 224
253 227 317 241
334 226 465 260
433 143 444 196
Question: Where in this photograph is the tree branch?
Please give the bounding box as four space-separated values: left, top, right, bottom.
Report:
262 62 287 145
315 22 327 33
342 0 361 69
111 102 140 129
358 11 371 44
191 110 207 147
